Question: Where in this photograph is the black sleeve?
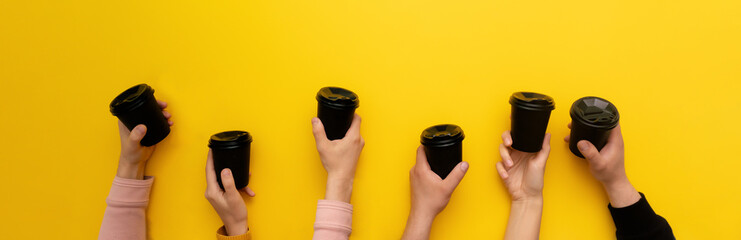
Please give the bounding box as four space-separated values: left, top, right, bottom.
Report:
607 192 675 240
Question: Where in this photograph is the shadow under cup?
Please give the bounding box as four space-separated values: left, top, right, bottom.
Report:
209 131 252 190
421 124 465 179
569 97 619 158
316 87 359 140
110 84 171 147
509 92 555 153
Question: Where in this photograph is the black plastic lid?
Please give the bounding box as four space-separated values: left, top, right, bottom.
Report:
209 131 252 149
110 84 155 115
316 87 359 110
509 92 555 111
570 96 619 129
420 124 465 147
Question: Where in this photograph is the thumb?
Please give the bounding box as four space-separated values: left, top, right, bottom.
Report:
129 124 147 143
444 161 468 190
311 118 328 143
220 168 240 197
577 140 603 163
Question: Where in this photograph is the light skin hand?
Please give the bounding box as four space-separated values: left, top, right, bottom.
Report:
565 123 640 208
205 150 256 236
496 131 550 202
311 114 364 203
116 100 173 180
496 131 550 240
401 146 468 240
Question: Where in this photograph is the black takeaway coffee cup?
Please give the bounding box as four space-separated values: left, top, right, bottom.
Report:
509 92 555 152
569 96 619 158
110 84 171 146
421 124 465 179
316 87 359 140
209 131 252 190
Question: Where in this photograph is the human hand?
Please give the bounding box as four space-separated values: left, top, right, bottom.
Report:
409 145 468 217
402 146 468 240
116 100 172 179
205 150 255 236
496 131 550 202
311 114 364 202
565 123 629 185
565 123 639 207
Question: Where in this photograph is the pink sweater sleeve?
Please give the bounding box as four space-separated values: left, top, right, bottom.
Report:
312 200 353 240
99 176 154 240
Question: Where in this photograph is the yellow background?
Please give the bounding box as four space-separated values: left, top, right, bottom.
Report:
1 0 740 239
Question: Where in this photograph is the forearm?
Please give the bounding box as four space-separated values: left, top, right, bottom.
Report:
608 192 675 239
602 177 640 208
99 176 153 240
401 209 434 240
504 198 543 240
325 175 354 203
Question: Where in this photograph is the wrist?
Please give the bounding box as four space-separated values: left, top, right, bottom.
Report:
511 192 543 203
511 197 543 209
116 160 146 180
224 221 248 236
402 208 435 240
327 170 355 181
602 177 630 192
325 175 354 203
602 177 640 208
408 207 437 223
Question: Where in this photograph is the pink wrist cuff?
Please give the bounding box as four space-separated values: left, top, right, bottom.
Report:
314 200 353 234
106 176 154 208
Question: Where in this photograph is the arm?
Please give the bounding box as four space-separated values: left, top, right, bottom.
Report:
568 124 674 240
311 114 364 240
401 146 468 240
495 131 550 240
205 151 256 239
99 101 172 240
608 193 674 240
98 175 154 240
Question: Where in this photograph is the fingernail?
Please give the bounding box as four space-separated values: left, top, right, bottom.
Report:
223 169 231 176
460 162 469 172
311 118 319 125
578 141 588 151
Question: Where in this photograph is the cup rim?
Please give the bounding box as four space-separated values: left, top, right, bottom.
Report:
110 84 154 115
509 92 555 111
569 96 619 129
420 124 465 147
316 86 359 110
209 131 252 149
